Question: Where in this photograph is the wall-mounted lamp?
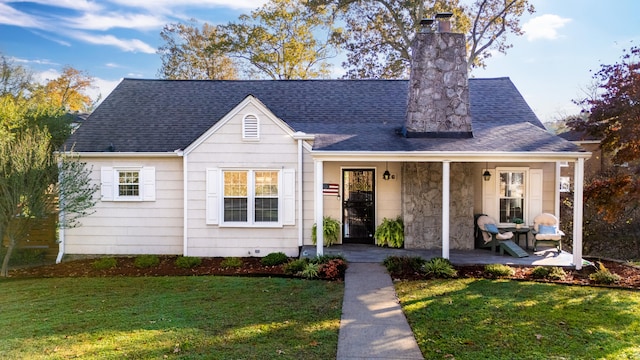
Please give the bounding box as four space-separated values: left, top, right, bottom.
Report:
383 162 391 180
482 162 491 181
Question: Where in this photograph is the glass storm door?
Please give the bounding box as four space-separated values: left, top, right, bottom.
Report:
342 169 375 244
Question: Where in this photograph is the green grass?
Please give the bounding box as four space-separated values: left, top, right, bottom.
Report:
396 279 640 360
0 276 343 359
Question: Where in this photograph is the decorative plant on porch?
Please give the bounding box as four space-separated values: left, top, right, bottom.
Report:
374 216 404 248
311 216 341 246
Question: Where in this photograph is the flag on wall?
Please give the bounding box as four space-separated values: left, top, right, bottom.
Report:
323 183 339 195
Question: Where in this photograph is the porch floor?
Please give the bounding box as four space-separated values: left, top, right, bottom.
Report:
301 244 578 267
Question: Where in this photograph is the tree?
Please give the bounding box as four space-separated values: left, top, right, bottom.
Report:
0 53 33 98
0 129 97 277
0 128 53 277
157 20 239 80
35 66 94 112
568 46 640 222
308 0 534 78
216 0 342 79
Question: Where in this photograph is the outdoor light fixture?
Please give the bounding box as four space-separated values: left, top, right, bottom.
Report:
482 162 491 182
383 162 391 180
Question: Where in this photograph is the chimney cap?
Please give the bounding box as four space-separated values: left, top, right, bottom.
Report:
419 18 434 33
435 12 453 19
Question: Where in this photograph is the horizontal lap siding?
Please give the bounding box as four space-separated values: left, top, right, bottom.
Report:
64 157 184 255
186 103 300 257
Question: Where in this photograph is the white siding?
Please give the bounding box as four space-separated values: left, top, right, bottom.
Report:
186 102 300 257
64 157 184 255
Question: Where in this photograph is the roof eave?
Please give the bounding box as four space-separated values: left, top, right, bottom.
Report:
310 150 592 162
55 151 183 158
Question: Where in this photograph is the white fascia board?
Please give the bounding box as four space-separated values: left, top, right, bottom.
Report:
310 151 592 163
55 151 183 158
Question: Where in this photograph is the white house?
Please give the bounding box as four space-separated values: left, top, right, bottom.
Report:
59 15 590 268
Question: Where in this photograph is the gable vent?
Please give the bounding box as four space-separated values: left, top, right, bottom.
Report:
243 114 259 140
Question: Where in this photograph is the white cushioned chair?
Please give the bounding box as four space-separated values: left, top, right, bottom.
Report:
476 215 514 253
532 213 564 251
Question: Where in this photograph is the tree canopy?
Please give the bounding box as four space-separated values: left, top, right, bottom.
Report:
569 46 640 221
157 20 239 80
308 0 534 78
216 0 342 79
0 58 98 275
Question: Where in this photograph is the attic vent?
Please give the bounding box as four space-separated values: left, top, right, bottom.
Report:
243 114 259 140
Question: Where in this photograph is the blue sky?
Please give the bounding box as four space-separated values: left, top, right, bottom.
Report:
1 0 639 123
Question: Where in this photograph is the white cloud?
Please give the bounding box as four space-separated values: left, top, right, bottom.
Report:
68 32 156 53
126 72 144 77
109 0 266 11
522 14 572 41
0 3 43 28
105 62 121 68
16 0 103 12
63 12 167 31
10 57 59 66
31 31 72 46
86 77 121 103
34 68 61 84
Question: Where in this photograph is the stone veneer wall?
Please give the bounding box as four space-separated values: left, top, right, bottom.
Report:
405 31 471 134
402 162 474 249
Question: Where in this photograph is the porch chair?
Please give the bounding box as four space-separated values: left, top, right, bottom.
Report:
532 213 564 251
476 215 514 253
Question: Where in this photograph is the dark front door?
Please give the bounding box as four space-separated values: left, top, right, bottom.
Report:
342 169 375 244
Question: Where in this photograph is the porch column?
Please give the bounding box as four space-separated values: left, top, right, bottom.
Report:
442 161 450 259
315 160 324 257
573 158 585 270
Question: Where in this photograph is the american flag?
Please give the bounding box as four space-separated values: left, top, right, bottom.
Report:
323 183 339 195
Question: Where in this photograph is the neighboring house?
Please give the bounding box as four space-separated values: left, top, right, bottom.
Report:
558 130 604 180
59 15 591 268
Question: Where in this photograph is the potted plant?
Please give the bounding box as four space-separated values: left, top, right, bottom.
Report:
374 216 404 248
512 218 524 229
312 216 341 246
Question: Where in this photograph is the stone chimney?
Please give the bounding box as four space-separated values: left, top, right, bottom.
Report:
404 12 473 138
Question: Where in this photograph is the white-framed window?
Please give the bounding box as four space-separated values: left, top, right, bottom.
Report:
100 166 156 202
498 170 526 223
242 114 259 140
206 168 295 227
482 167 543 225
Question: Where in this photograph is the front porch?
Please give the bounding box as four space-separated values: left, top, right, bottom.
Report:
301 244 579 267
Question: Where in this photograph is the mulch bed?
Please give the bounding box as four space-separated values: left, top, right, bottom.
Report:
8 256 640 290
9 256 288 278
392 259 640 290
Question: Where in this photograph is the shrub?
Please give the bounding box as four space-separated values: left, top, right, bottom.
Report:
92 257 117 270
484 264 515 278
284 258 309 275
310 254 346 264
547 266 567 280
311 216 341 246
531 266 550 279
589 262 621 284
319 259 348 280
134 255 160 269
175 256 202 269
422 257 457 278
301 262 320 279
2 248 47 266
261 252 289 266
383 256 425 274
374 216 404 248
220 257 243 268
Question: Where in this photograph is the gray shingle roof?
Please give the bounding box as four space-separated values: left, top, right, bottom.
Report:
66 78 584 154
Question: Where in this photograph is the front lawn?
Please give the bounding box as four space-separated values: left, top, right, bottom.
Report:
396 279 640 360
0 276 343 359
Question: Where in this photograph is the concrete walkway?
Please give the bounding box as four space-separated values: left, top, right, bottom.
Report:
337 263 424 360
